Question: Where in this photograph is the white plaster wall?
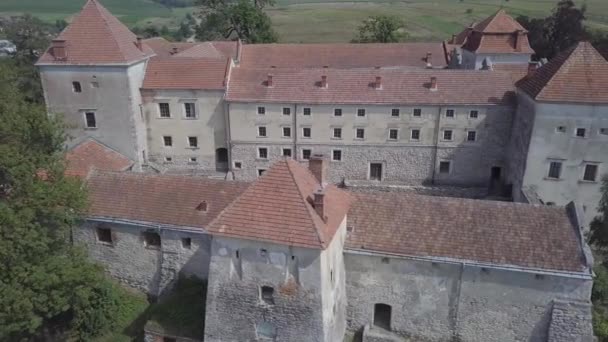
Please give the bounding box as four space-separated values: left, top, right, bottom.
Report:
522 101 608 222
142 89 226 169
39 63 145 161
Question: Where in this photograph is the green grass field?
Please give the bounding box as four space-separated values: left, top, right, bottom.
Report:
1 0 606 42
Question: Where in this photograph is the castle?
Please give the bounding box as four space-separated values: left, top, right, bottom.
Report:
37 0 607 341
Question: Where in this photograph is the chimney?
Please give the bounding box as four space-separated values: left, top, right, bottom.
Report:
51 39 67 60
309 154 327 185
136 37 143 51
313 188 327 222
266 74 273 87
426 52 433 68
515 30 524 52
320 75 328 88
374 76 382 90
527 61 537 77
236 39 243 63
430 77 438 91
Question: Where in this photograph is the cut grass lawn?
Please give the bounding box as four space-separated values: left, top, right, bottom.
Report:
1 0 607 42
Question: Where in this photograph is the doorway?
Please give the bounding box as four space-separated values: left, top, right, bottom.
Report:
370 163 383 181
373 303 391 330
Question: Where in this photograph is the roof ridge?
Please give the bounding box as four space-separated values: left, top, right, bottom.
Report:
285 159 326 247
91 0 131 62
535 43 579 100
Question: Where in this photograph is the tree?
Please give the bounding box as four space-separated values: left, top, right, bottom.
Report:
590 175 608 253
196 0 278 43
0 61 124 341
353 15 407 43
589 175 608 341
517 0 587 60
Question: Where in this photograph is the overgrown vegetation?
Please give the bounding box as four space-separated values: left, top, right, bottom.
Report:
589 176 608 341
352 15 406 43
195 0 278 43
517 0 608 60
0 24 149 339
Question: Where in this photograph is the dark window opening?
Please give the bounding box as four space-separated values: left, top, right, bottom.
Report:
576 128 586 138
373 303 392 330
257 106 265 115
334 108 342 116
357 108 366 117
72 81 82 93
196 201 208 212
260 286 274 305
333 128 342 139
332 150 342 161
283 107 291 115
443 130 453 141
182 238 192 249
303 127 311 138
381 257 389 264
258 148 268 159
184 103 196 118
469 110 479 118
97 227 112 244
188 136 198 148
159 103 171 118
439 161 451 174
258 169 266 176
143 231 161 248
370 163 383 181
216 148 228 163
258 126 267 137
303 107 311 116
391 108 400 117
85 112 96 128
467 131 477 142
282 148 292 157
491 167 502 181
302 149 312 160
163 136 172 147
283 127 291 137
389 129 398 140
446 109 455 118
234 161 242 169
548 161 562 179
413 108 422 117
356 128 365 139
411 129 420 140
584 164 598 181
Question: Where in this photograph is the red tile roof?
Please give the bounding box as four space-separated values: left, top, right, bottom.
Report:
346 192 586 272
143 37 197 58
516 42 608 103
37 0 154 65
473 9 527 33
226 67 515 105
142 57 230 90
239 43 447 69
456 10 533 54
65 139 133 178
208 159 351 249
87 171 249 229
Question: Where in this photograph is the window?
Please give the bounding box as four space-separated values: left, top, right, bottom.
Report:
583 164 599 182
303 107 311 116
196 201 208 212
334 108 342 117
283 107 291 115
234 161 242 169
258 126 267 137
373 304 392 330
282 148 292 157
576 128 587 138
333 128 342 139
357 108 366 117
72 81 82 93
556 126 567 133
302 127 311 138
188 136 198 148
600 128 608 136
381 257 390 264
182 238 192 249
96 227 112 244
439 161 451 174
443 130 453 141
467 131 477 142
85 112 96 128
391 109 400 117
258 147 268 159
388 129 398 140
446 109 455 118
332 150 342 161
548 161 562 179
356 128 365 139
257 106 265 115
159 103 171 118
282 127 292 137
411 129 420 140
189 157 198 163
163 136 172 147
413 108 422 117
184 103 196 118
370 163 383 181
302 149 312 160
164 156 173 163
469 110 479 118
258 169 266 176
143 231 161 249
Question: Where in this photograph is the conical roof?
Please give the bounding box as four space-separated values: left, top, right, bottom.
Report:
517 42 608 103
37 0 154 65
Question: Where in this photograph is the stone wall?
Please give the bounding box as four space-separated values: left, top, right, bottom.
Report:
74 220 211 295
204 237 334 342
547 300 593 342
344 251 593 342
506 91 536 202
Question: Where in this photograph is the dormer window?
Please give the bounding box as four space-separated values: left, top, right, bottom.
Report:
196 201 208 212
